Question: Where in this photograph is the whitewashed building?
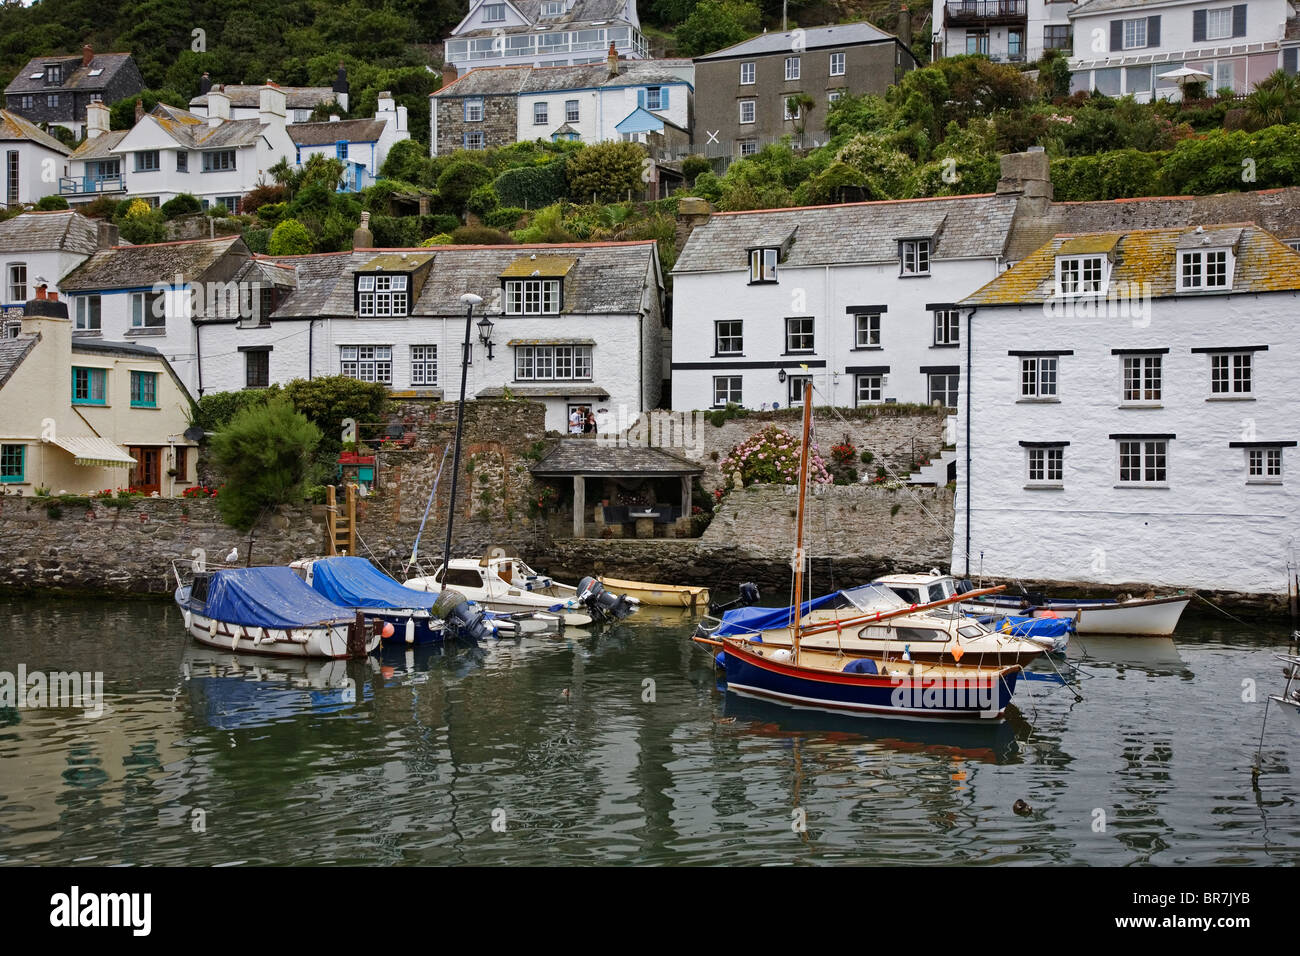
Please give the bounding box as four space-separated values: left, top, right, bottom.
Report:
952 224 1300 596
0 210 112 336
196 240 666 432
1067 0 1300 99
930 0 1078 64
189 71 348 122
443 0 648 74
0 109 72 207
289 94 411 192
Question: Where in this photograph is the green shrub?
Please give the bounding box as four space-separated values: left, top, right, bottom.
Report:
566 141 648 204
34 195 69 211
420 213 461 236
192 389 278 432
160 193 202 219
369 215 421 248
210 396 322 531
682 154 711 184
485 206 526 230
450 224 514 244
467 183 499 217
243 227 271 254
492 162 568 208
436 157 494 213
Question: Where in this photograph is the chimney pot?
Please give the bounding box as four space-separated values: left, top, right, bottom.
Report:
82 44 94 68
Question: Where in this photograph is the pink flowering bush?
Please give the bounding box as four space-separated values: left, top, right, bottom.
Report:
718 425 832 492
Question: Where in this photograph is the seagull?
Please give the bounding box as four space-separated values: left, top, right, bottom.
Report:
225 547 238 563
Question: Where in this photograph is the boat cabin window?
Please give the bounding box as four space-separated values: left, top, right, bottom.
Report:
957 625 985 639
893 626 948 642
859 626 894 641
440 568 484 589
891 587 921 604
928 584 949 603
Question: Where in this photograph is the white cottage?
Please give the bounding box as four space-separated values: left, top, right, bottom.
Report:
289 93 411 192
0 109 72 207
443 0 649 74
953 224 1300 596
0 210 113 334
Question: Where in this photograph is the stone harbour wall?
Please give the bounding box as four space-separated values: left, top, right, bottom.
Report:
0 496 324 596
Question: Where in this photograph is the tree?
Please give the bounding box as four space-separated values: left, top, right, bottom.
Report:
115 198 165 244
436 157 493 213
565 141 647 203
787 92 816 147
675 0 758 57
160 193 202 219
107 88 187 130
34 195 69 211
210 396 322 531
268 219 313 255
380 138 432 185
282 376 389 454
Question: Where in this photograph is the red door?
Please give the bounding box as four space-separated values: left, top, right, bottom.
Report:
129 447 161 496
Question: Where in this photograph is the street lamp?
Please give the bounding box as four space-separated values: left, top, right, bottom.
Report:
476 314 495 361
442 292 483 581
777 369 787 383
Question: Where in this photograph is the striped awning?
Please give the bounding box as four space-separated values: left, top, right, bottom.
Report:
49 436 136 468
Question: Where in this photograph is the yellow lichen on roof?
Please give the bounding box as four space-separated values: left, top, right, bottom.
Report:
360 252 435 271
499 255 577 278
1057 234 1120 256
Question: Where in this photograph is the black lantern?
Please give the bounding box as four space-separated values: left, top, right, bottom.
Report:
476 314 495 360
777 368 787 384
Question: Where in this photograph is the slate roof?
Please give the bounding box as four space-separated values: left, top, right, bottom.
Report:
529 439 703 476
695 22 895 60
59 236 246 292
266 242 657 317
673 193 1020 273
1005 187 1300 262
144 105 266 150
288 118 388 146
437 60 694 97
4 52 137 95
0 211 101 256
190 86 337 110
455 0 631 36
0 334 38 391
962 225 1300 306
0 110 72 154
70 129 128 160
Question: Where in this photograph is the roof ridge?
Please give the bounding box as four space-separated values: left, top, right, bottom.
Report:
710 192 1001 217
1051 221 1263 238
109 235 239 250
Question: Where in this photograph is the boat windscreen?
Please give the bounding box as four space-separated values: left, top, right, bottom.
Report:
839 584 909 614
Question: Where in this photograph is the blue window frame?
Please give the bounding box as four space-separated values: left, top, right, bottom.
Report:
0 444 23 482
335 141 348 160
130 370 158 408
72 367 107 405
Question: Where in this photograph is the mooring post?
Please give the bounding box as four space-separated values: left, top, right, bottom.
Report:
348 610 366 659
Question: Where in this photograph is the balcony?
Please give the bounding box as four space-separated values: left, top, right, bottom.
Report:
945 1 1028 28
59 175 125 197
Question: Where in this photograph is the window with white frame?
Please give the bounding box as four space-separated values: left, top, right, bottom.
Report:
1213 60 1235 92
740 62 755 84
1020 356 1058 399
715 320 743 355
785 57 800 81
713 375 741 407
1206 7 1233 41
541 0 564 16
1026 446 1064 485
1118 438 1167 485
1121 354 1162 403
534 102 548 125
854 313 881 348
856 374 882 405
565 99 579 123
900 239 930 275
131 291 165 328
828 90 844 104
340 345 392 384
411 345 437 386
1179 249 1231 290
75 294 101 331
928 373 959 407
514 345 592 381
465 98 484 122
356 273 409 317
504 278 561 314
1210 351 1252 396
829 52 845 76
47 94 59 107
787 374 812 406
483 3 506 22
6 263 26 302
749 247 777 282
1246 447 1283 482
465 131 485 150
645 87 663 111
739 139 758 156
1056 255 1106 295
933 309 959 346
739 99 756 124
785 316 814 353
1122 18 1147 49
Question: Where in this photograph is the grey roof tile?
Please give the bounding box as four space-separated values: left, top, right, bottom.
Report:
4 52 137 95
289 118 388 146
0 334 38 391
694 22 895 60
70 129 128 159
59 236 246 291
530 438 702 475
190 86 337 110
0 109 73 153
437 60 693 97
0 211 102 256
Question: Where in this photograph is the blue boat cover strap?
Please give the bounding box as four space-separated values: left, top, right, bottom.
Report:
204 567 354 628
714 592 842 637
309 556 438 612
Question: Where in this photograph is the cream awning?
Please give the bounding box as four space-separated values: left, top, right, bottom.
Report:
48 436 137 468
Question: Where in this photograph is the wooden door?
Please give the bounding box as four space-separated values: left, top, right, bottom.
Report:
129 446 161 496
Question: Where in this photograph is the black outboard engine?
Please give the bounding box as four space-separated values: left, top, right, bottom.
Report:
954 578 975 595
432 589 496 642
577 577 639 621
709 582 760 614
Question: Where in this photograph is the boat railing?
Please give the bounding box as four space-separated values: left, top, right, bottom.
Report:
170 558 242 591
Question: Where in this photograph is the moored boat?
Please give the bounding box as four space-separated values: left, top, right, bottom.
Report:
596 575 710 610
173 565 378 659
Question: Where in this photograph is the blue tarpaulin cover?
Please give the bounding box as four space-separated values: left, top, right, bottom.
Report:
203 566 354 628
975 613 1074 640
714 593 842 637
309 556 437 612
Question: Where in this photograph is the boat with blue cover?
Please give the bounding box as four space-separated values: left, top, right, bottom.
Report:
173 564 379 659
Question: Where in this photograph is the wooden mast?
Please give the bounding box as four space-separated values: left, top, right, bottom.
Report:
791 381 813 666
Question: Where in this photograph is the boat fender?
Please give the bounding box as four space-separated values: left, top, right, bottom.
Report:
208 618 217 638
405 618 415 645
183 610 192 631
771 649 792 663
231 634 240 652
951 644 965 663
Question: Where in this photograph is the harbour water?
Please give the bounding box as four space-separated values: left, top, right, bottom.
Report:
0 595 1297 866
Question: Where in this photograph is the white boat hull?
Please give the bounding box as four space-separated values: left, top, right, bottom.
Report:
403 575 593 626
182 607 377 659
963 595 1190 636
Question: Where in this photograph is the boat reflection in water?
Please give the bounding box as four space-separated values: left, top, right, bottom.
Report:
719 687 1031 764
180 646 375 729
1067 635 1188 676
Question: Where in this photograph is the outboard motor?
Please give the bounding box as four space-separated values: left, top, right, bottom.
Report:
709 582 760 614
432 589 496 642
954 578 975 595
576 577 639 621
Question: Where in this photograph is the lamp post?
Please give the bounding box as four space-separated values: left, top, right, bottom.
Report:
442 292 483 580
476 314 495 360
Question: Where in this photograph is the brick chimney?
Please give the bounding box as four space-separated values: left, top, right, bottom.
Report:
22 292 71 356
996 147 1053 215
898 5 911 47
134 98 144 124
607 41 619 78
82 44 94 68
440 64 459 89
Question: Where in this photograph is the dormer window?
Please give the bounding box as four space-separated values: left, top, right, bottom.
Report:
1056 255 1106 295
505 278 561 314
45 64 62 85
357 273 409 317
1178 248 1233 291
483 3 506 22
749 248 778 283
900 239 930 276
541 0 564 15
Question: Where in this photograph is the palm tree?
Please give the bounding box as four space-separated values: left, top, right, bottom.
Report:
786 93 817 149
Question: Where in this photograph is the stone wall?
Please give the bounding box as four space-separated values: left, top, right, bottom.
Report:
0 496 323 596
436 94 517 154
